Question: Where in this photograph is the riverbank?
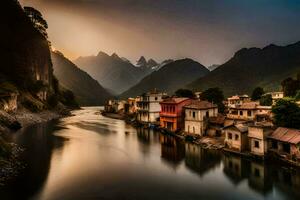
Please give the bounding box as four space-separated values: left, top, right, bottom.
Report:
0 107 73 185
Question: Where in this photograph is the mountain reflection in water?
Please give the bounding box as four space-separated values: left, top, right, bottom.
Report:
0 107 300 200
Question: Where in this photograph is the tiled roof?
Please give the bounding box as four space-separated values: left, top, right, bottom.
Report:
209 115 226 124
161 97 189 104
268 127 300 144
184 100 217 109
223 123 248 133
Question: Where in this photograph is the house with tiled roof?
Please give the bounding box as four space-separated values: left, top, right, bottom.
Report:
267 127 300 161
160 97 192 132
223 123 249 152
183 100 218 136
227 102 272 122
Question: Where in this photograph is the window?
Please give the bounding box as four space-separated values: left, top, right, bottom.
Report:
254 168 260 177
282 143 290 154
189 111 192 117
235 134 239 141
155 97 158 101
254 140 259 148
206 111 209 118
192 112 196 118
239 111 243 116
193 127 195 133
228 133 232 139
247 111 252 116
272 140 278 149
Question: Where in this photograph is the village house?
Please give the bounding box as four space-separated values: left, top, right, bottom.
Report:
125 97 140 114
227 94 251 108
136 90 165 123
206 115 227 137
184 100 218 136
104 100 126 113
224 123 249 152
227 102 272 122
267 127 300 162
248 125 274 157
160 98 192 132
263 91 284 105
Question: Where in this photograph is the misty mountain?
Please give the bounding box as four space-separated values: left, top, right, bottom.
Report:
52 51 112 106
120 58 209 98
187 41 300 97
74 52 149 94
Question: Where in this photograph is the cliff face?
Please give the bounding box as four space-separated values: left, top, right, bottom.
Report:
0 0 52 89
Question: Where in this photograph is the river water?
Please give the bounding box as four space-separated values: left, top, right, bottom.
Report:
1 107 300 200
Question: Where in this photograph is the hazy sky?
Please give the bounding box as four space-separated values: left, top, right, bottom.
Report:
20 0 300 66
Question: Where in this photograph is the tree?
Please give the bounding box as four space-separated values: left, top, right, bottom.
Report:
251 87 264 101
200 87 225 113
260 94 272 106
281 77 300 97
24 7 48 38
272 98 300 129
295 90 300 101
175 89 195 98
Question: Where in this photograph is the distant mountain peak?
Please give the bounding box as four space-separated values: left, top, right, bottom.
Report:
111 53 120 58
147 58 158 68
97 51 109 57
136 56 147 67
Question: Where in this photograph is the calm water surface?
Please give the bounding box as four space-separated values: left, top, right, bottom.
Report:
1 107 300 200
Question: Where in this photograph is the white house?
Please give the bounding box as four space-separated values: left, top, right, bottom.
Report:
184 100 218 136
136 89 165 123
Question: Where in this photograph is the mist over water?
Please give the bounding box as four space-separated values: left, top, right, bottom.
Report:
1 107 299 200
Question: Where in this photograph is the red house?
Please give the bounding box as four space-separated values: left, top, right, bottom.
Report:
160 98 192 132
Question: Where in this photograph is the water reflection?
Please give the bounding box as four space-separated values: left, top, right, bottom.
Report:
0 107 300 200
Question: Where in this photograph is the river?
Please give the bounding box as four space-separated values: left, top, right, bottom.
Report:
0 107 299 200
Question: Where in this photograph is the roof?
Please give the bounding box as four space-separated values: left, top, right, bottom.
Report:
228 94 249 100
230 102 258 110
268 127 300 144
184 100 217 110
223 123 248 133
160 97 189 104
209 115 226 124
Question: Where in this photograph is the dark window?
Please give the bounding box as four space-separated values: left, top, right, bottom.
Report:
228 133 232 140
272 140 278 149
254 168 260 177
192 112 196 118
282 143 290 154
206 111 209 118
254 141 259 148
239 111 243 116
235 134 239 141
247 111 252 116
155 97 158 100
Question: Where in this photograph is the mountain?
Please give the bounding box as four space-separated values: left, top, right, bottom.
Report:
207 64 220 71
74 52 148 94
52 51 112 106
120 59 209 98
187 42 300 97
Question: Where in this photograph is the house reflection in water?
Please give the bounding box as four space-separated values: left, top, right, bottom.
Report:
160 134 185 168
248 161 272 195
185 143 221 177
223 153 250 185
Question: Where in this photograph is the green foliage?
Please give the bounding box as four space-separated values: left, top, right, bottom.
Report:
200 87 225 113
272 98 300 129
24 6 48 38
47 94 58 108
52 76 59 94
0 137 12 159
60 89 79 108
294 90 300 101
260 94 273 106
281 77 300 97
22 99 40 112
28 80 46 94
175 89 195 98
251 87 264 101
